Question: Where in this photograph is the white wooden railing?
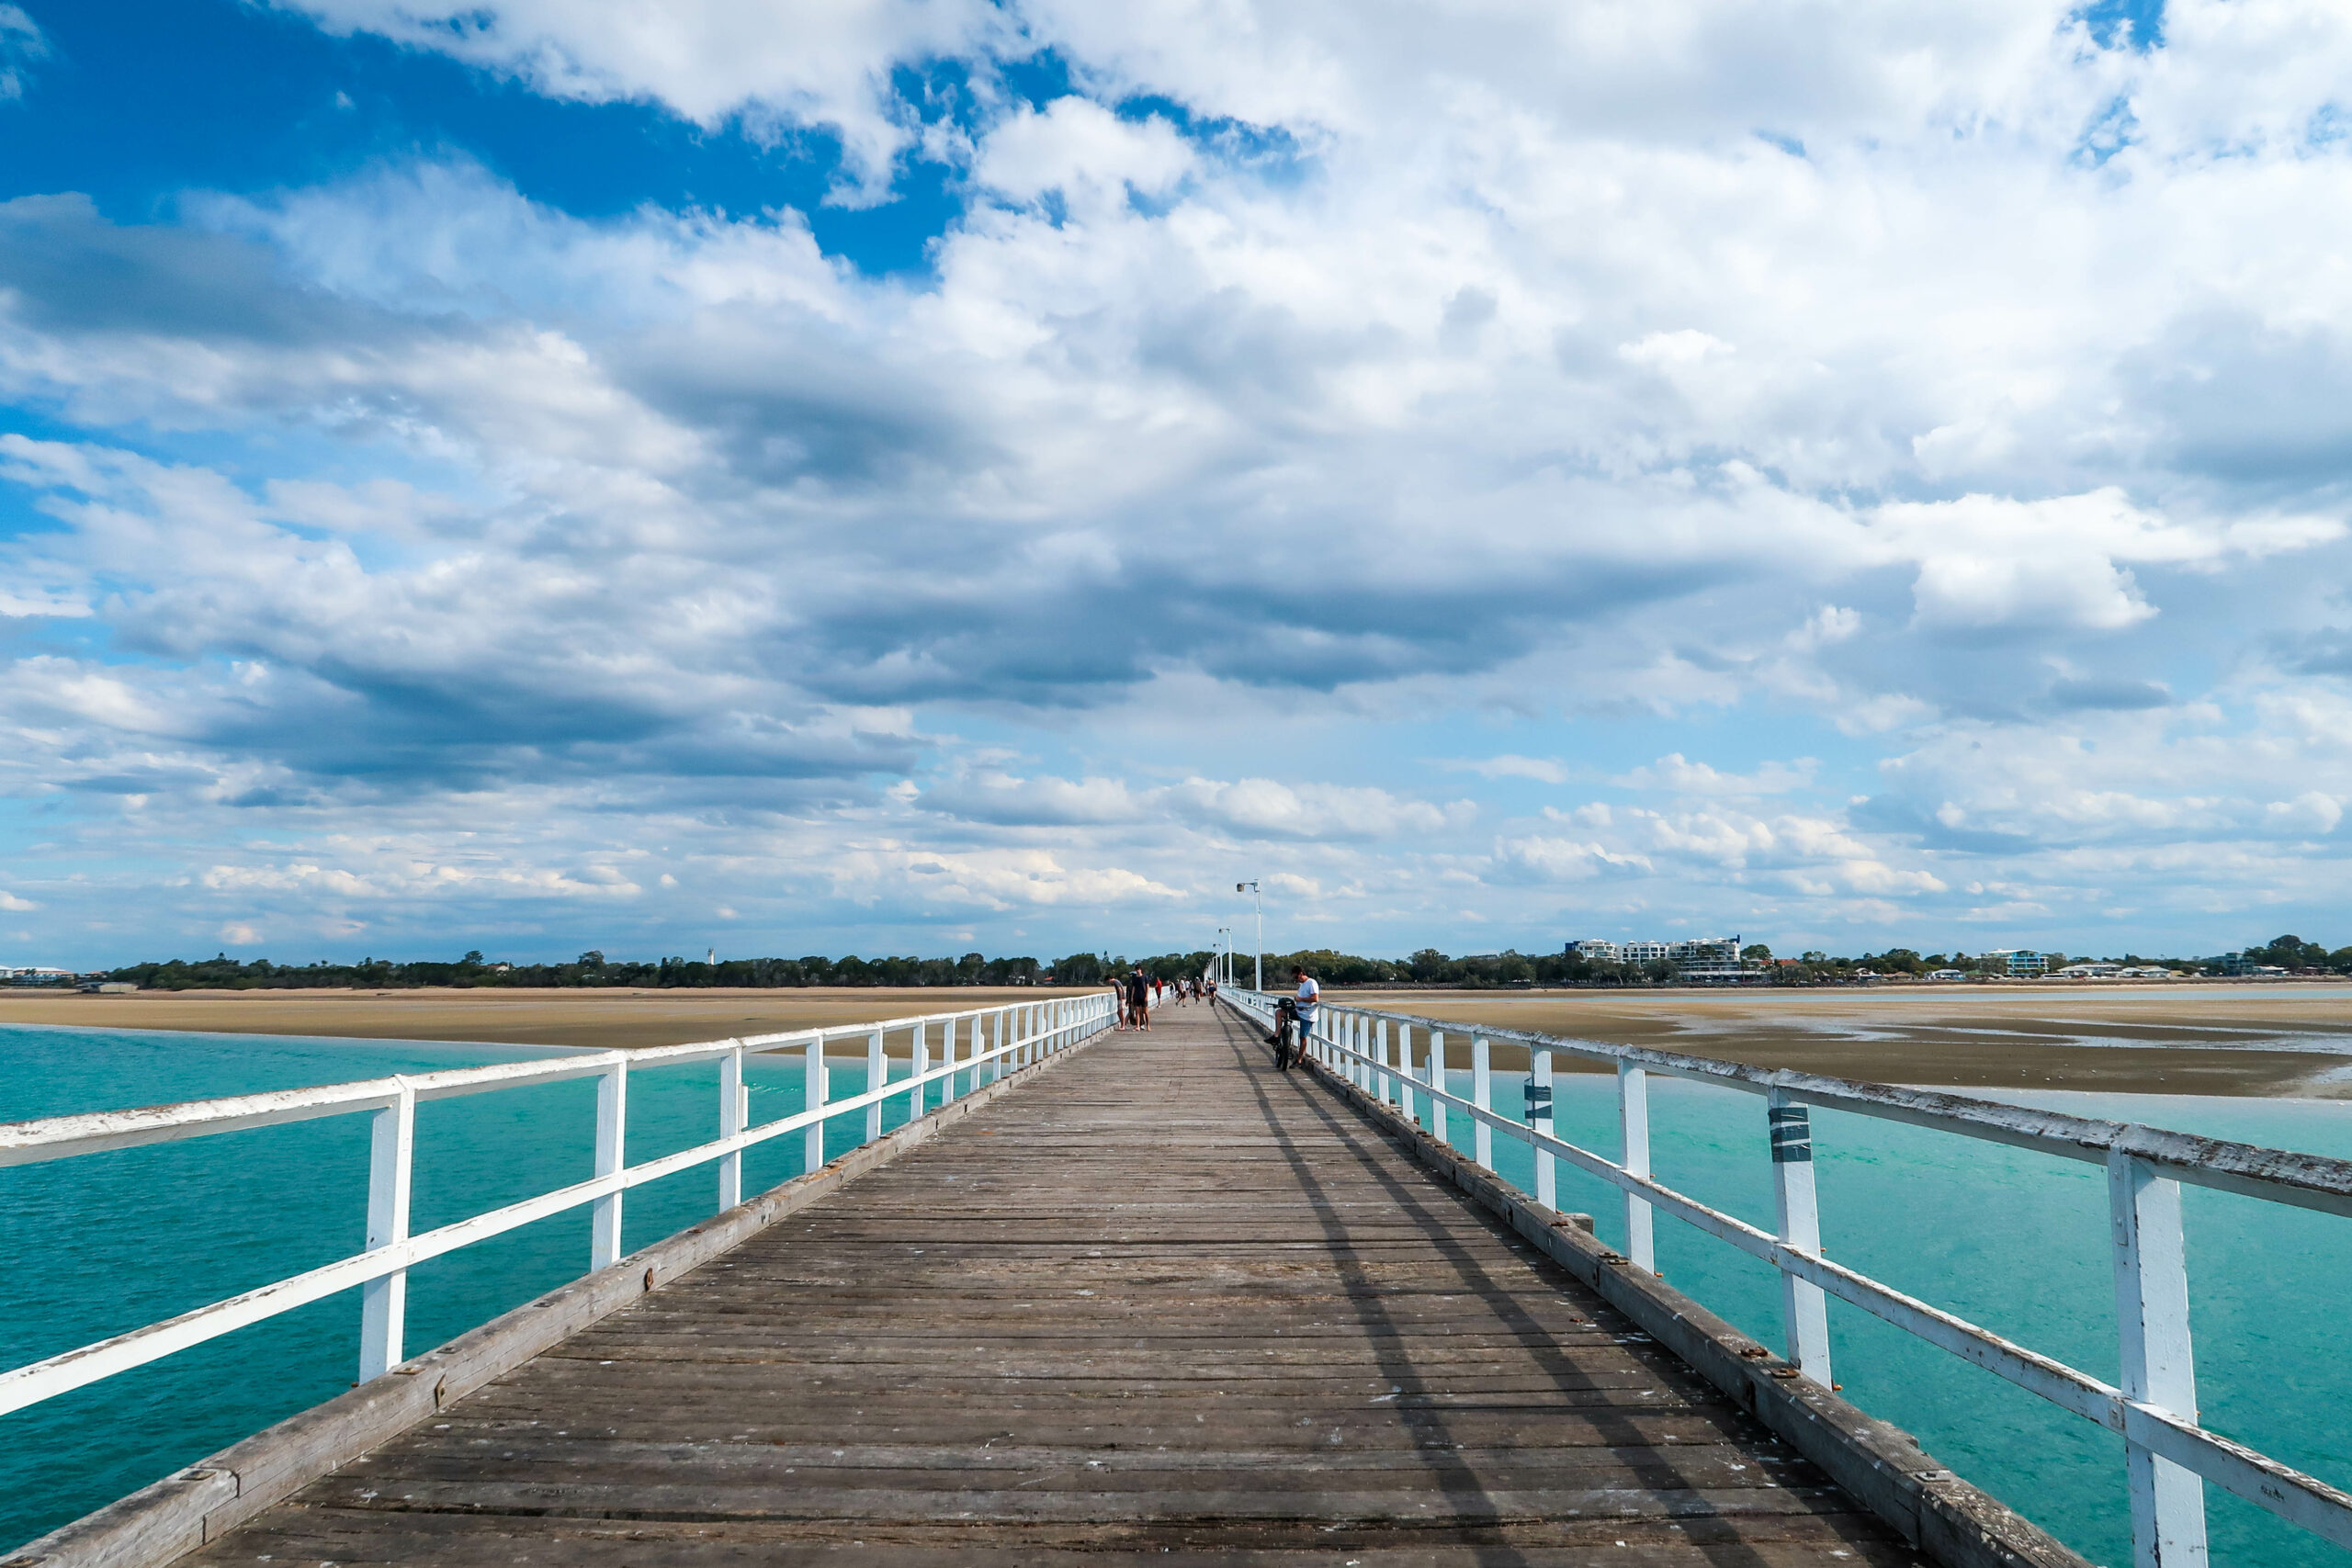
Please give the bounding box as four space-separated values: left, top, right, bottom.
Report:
0 990 1120 1418
1226 987 2352 1568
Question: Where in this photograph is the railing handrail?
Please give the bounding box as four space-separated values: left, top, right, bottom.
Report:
1246 995 2352 1216
0 989 1129 1429
0 998 1114 1167
1224 987 2352 1566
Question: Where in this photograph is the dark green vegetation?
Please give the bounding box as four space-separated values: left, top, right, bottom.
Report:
92 949 1218 991
39 933 2352 992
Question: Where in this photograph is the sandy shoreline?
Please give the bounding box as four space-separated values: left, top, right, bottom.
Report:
5 983 2352 1097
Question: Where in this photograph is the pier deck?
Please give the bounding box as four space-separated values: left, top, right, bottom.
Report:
187 1002 1919 1566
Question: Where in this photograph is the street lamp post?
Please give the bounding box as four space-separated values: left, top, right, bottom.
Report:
1237 881 1261 992
1216 927 1231 987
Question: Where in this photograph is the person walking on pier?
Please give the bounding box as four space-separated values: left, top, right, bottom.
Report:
1126 966 1152 1031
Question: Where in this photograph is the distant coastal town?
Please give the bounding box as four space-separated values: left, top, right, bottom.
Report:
1 933 2341 991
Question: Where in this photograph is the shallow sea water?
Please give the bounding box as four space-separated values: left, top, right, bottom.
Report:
4 1024 2351 1563
0 1023 939 1546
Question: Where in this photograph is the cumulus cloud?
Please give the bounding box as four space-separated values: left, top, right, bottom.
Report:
273 0 1009 191
7 0 2352 958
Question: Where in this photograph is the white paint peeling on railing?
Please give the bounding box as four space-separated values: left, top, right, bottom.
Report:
0 991 1125 1422
1225 987 2352 1568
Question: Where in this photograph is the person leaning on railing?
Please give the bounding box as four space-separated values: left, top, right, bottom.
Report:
1291 964 1319 1045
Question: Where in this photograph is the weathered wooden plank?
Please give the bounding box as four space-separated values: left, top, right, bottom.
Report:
191 1510 1928 1567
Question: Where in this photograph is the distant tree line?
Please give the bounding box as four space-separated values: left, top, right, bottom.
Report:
62 932 2352 993
96 949 1224 991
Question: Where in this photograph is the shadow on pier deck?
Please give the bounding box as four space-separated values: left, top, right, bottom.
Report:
172 1003 1969 1566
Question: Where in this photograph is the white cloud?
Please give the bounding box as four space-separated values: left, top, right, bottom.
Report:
975 97 1194 213
1615 754 1815 795
6 2 2352 960
1438 754 1569 784
273 0 1006 191
0 5 46 101
1488 835 1652 885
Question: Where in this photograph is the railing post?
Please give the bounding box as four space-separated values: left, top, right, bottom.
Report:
1472 1035 1493 1170
1531 1050 1555 1210
2110 1148 2208 1568
804 1035 827 1174
1377 1016 1393 1104
865 1027 886 1144
592 1057 627 1269
1768 1089 1831 1383
1430 1031 1448 1146
358 1077 414 1382
718 1043 745 1212
911 1020 929 1118
1619 1062 1655 1271
1397 1022 1417 1124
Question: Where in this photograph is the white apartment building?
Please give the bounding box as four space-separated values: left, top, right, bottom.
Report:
1566 936 1747 973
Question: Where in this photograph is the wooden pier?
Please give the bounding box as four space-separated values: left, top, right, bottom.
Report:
168 1001 1932 1566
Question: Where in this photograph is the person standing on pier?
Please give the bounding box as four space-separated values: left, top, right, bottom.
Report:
1291 964 1319 1053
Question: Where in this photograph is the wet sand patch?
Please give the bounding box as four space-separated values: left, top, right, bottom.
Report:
1329 983 2352 1096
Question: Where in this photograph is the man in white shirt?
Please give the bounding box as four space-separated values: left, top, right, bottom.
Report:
1291 965 1319 1046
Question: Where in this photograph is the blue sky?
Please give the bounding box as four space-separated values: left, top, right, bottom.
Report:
5 0 2352 966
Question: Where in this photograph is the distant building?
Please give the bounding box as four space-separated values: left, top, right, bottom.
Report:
2056 963 2121 979
1981 949 2048 977
1567 934 1753 981
1929 968 1968 981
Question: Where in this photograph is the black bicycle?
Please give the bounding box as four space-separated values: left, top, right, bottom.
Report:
1271 997 1305 1071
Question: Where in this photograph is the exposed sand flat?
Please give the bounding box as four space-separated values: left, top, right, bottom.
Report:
1339 983 2352 1097
5 983 2350 1096
0 987 1109 1054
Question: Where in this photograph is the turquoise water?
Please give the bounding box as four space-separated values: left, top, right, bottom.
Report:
1438 1066 2352 1568
0 1024 966 1547
7 1025 2352 1564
